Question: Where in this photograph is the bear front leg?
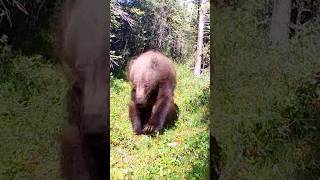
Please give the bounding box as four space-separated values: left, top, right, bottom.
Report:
129 101 143 134
143 96 174 134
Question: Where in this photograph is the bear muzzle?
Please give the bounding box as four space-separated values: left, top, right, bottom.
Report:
136 97 147 107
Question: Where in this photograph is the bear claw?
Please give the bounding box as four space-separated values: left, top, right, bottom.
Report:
142 124 159 134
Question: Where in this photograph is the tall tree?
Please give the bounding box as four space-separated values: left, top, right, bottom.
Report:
194 0 207 76
270 0 292 47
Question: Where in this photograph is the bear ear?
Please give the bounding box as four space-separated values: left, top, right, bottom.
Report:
151 58 159 70
126 60 134 80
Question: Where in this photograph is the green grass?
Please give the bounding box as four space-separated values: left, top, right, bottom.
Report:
212 5 320 179
1 35 210 179
110 63 210 179
0 55 68 179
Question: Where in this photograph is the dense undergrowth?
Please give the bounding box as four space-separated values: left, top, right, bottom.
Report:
110 63 210 179
0 35 68 179
212 6 320 179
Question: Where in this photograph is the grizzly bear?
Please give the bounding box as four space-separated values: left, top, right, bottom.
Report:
127 50 177 134
55 0 108 179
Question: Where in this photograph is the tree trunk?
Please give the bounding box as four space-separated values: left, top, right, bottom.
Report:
270 0 292 47
194 0 206 76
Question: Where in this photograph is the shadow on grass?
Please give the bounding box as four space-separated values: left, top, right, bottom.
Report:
185 136 221 180
210 133 221 180
184 85 222 179
164 103 180 130
147 103 180 137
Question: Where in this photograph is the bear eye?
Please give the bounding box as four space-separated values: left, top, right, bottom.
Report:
144 84 149 88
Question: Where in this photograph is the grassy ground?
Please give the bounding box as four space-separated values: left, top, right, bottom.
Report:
0 38 210 179
110 63 210 179
0 54 68 179
212 6 320 179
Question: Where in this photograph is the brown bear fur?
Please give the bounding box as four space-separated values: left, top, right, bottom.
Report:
127 50 177 134
55 0 108 179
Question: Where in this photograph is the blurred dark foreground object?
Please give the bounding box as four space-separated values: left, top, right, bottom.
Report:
55 0 108 179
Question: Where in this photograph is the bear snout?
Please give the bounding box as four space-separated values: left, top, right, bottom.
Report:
136 97 146 107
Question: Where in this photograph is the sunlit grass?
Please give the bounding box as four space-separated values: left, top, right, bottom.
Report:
110 63 210 179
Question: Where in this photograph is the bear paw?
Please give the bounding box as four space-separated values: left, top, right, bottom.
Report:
142 124 160 134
